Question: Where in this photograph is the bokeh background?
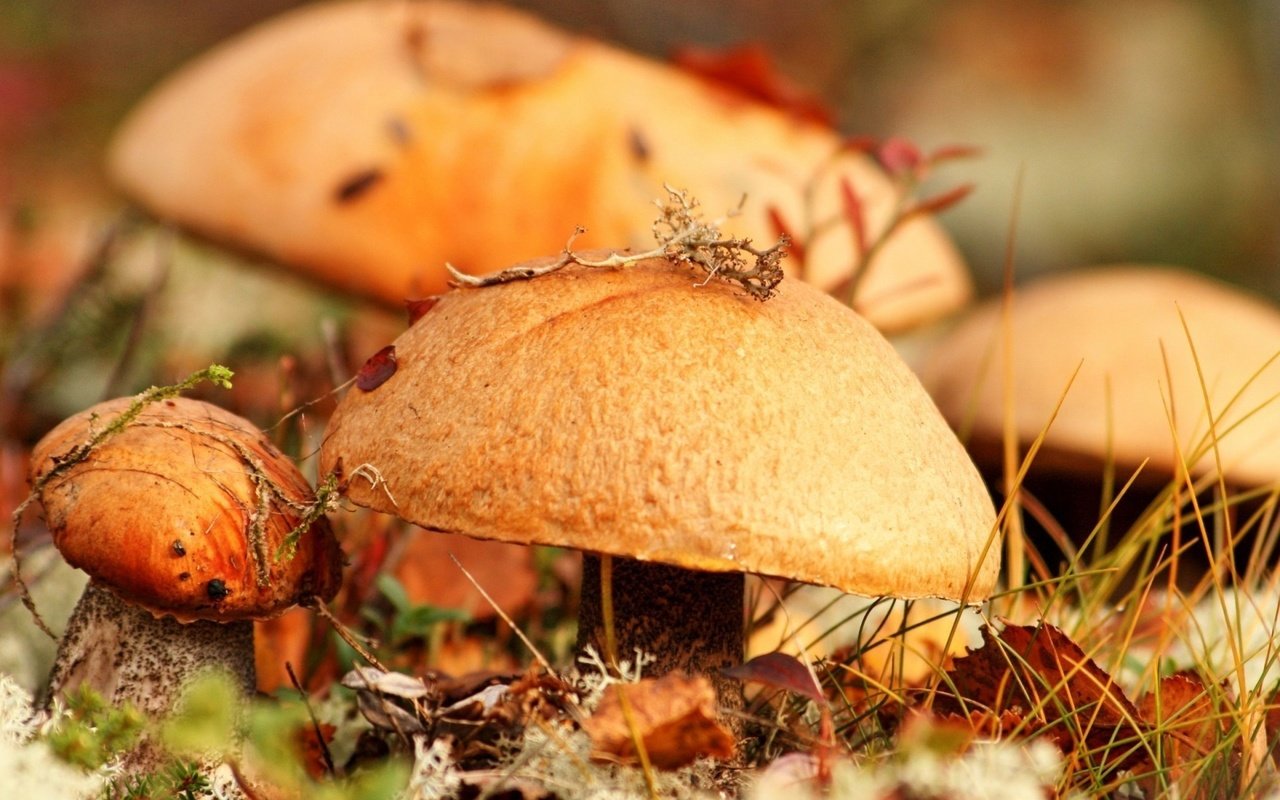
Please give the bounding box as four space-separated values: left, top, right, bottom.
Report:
5 0 1278 284
2 0 1279 430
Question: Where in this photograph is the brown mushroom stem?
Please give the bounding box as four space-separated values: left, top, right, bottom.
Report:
43 581 255 768
577 554 744 716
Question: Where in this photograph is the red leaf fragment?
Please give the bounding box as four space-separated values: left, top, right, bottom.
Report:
723 651 823 704
671 43 834 126
405 296 440 326
875 137 923 178
584 674 735 769
356 345 398 391
906 183 975 218
928 144 982 164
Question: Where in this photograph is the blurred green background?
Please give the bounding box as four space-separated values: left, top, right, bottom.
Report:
2 0 1277 294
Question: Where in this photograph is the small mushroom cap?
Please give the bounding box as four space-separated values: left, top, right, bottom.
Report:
107 0 968 333
32 397 343 622
320 256 998 602
921 266 1280 486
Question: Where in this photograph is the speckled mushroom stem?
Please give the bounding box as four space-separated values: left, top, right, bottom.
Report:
577 554 745 718
43 581 255 770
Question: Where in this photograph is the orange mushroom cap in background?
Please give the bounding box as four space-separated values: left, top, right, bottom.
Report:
921 266 1280 488
107 0 971 334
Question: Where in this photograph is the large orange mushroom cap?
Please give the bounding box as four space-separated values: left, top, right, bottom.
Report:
107 0 970 334
321 256 999 602
31 396 343 622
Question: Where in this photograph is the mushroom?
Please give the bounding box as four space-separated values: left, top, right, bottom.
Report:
920 266 1280 569
31 396 343 766
319 255 998 710
106 0 969 334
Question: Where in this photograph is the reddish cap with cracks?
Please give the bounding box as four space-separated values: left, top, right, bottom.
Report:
31 396 343 622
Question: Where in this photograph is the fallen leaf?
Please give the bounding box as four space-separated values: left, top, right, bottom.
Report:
353 689 425 735
294 722 336 779
426 628 520 677
584 674 735 769
355 345 397 391
724 651 823 704
1134 672 1236 798
937 622 1148 773
405 296 440 326
0 444 30 553
875 137 923 178
341 666 432 699
671 43 833 126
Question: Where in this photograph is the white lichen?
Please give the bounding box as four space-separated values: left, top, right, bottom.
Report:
402 736 463 800
506 717 724 800
750 737 1072 800
0 672 106 799
573 645 655 712
397 646 729 799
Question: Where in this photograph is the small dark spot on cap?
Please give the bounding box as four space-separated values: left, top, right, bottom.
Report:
334 168 385 203
387 116 412 147
206 579 228 600
165 399 177 407
172 540 186 557
627 126 651 164
178 572 191 582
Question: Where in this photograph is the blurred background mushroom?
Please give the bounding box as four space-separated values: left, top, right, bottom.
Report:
920 266 1280 589
104 0 971 335
2 0 1275 301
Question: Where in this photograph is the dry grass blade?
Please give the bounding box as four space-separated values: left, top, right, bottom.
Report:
999 164 1027 596
448 553 556 677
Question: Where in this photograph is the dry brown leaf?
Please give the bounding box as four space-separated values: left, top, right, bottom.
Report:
295 721 337 780
669 43 834 125
583 673 735 769
1133 672 1237 798
938 622 1149 772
